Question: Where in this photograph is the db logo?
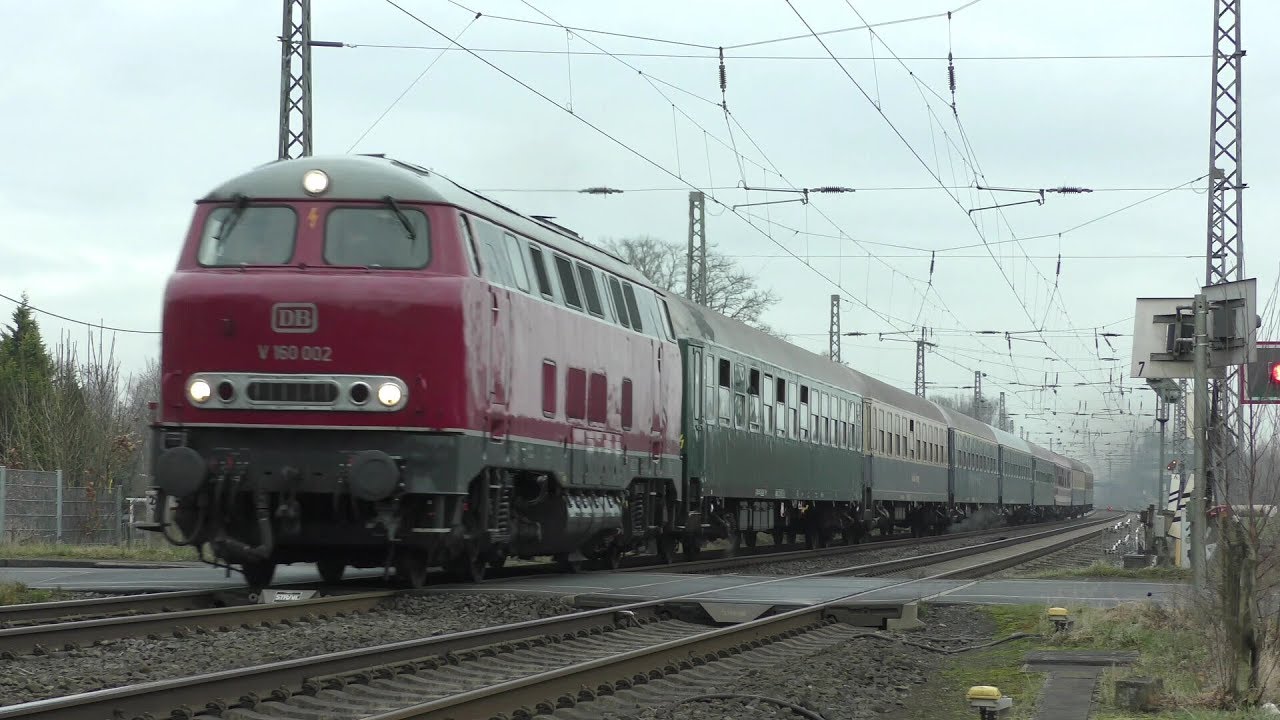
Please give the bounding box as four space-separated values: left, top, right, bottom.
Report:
271 303 318 334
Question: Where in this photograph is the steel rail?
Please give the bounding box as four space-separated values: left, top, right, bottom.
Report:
0 590 397 657
0 603 670 720
635 511 1109 575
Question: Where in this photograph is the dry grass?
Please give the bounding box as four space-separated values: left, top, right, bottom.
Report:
0 541 199 562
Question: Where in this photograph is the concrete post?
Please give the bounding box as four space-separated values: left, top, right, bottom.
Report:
55 469 64 544
1191 294 1209 591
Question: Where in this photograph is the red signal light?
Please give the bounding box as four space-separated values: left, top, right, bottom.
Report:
1271 362 1280 385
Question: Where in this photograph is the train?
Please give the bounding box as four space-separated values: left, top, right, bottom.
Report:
139 154 1093 588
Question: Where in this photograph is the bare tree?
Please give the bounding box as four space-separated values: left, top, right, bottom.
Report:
930 392 996 426
601 236 782 336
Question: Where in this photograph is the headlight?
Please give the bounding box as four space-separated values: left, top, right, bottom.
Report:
302 169 329 196
189 378 212 404
376 382 403 407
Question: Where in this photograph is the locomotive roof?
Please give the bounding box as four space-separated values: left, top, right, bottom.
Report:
663 294 949 424
199 154 656 291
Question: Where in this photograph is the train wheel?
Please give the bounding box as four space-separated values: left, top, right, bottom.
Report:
555 553 583 573
724 516 741 557
396 548 430 589
743 532 758 548
488 555 507 570
682 538 701 562
603 544 623 570
241 559 276 589
316 557 345 584
656 535 677 564
454 545 487 583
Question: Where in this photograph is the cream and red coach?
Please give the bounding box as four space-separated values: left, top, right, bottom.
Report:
142 155 683 587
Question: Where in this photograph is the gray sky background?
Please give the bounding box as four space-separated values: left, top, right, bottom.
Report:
3 0 1278 478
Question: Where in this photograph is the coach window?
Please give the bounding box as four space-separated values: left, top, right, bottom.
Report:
541 361 557 416
748 368 762 431
553 254 583 310
733 363 747 429
717 358 732 426
503 233 530 292
621 282 645 332
621 378 633 430
527 243 555 299
798 386 810 441
324 206 431 269
576 263 605 317
783 382 794 440
704 352 716 422
774 377 787 437
761 373 773 434
606 276 631 329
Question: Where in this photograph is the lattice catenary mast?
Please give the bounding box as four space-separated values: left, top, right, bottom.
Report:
829 295 841 363
1203 0 1245 506
687 191 707 304
277 0 341 160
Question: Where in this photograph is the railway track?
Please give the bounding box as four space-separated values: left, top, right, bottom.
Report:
0 589 397 658
642 511 1113 576
0 512 1115 720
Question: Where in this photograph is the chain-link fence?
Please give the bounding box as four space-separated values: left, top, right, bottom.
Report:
0 467 125 544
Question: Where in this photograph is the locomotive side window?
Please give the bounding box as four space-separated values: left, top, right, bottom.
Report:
566 367 586 420
527 243 555 299
457 214 481 276
503 232 530 292
620 282 644 332
198 205 297 266
606 276 631 329
588 372 607 424
621 378 633 430
576 263 605 318
553 254 583 310
542 360 557 416
324 207 430 268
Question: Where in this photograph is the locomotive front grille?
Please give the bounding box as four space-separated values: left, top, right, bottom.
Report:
247 380 339 405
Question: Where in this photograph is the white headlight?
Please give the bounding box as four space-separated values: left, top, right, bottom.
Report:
189 378 212 404
377 382 403 407
302 169 329 196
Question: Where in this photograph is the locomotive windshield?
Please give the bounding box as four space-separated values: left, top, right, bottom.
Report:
197 205 297 266
324 207 431 269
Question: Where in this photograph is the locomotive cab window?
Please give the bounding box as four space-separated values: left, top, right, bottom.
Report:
198 205 297 266
606 276 631 329
324 206 430 268
503 232 530 292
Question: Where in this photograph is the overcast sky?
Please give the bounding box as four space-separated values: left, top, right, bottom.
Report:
3 0 1278 477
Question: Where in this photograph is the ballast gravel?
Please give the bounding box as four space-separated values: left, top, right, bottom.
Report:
587 604 997 720
0 591 576 707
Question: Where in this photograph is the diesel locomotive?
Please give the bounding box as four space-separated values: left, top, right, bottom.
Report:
140 154 1092 588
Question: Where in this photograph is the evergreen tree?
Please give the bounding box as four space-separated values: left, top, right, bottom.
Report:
0 292 55 383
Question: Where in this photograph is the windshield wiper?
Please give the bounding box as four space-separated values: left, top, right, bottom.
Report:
381 195 417 240
214 193 250 245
